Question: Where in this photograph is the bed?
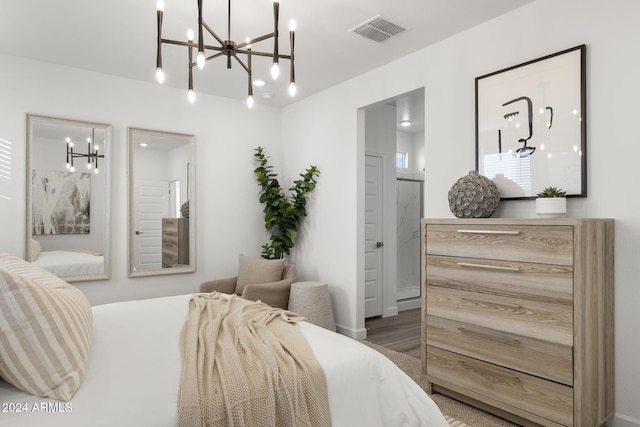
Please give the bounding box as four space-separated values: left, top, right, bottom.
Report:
32 250 104 276
0 253 448 427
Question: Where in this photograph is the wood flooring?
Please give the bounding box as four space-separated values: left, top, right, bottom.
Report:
365 308 421 359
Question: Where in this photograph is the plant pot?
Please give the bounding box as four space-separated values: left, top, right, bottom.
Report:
535 197 566 218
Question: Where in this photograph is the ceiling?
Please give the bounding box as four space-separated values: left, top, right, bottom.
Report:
0 0 533 119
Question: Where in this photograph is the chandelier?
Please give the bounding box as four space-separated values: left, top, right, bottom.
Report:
155 0 296 108
65 128 104 174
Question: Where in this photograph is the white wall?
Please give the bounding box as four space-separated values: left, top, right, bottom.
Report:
0 53 283 305
282 0 640 424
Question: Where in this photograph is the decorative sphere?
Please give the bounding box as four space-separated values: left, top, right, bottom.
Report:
180 201 190 218
448 171 500 218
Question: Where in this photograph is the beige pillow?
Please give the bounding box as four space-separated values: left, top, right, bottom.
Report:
235 254 286 295
31 239 41 261
0 253 93 401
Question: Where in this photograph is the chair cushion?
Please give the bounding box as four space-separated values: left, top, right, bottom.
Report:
0 253 93 401
235 254 286 295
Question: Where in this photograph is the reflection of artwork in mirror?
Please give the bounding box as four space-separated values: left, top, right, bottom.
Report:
26 115 111 282
32 170 91 235
128 128 195 277
475 45 586 199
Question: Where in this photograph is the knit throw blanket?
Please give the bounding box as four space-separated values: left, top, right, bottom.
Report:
177 292 331 427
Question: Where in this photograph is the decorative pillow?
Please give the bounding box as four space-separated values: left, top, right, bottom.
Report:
30 239 41 261
0 253 93 401
235 254 286 295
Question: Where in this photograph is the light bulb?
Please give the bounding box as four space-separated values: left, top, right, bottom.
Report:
87 137 92 143
188 89 195 104
245 37 252 49
247 95 254 109
289 82 297 97
66 163 71 169
156 67 165 83
65 137 71 143
187 29 194 41
87 163 92 170
289 19 296 31
271 62 280 80
197 52 205 70
68 142 74 148
94 168 99 174
70 166 75 172
157 0 164 12
94 145 99 152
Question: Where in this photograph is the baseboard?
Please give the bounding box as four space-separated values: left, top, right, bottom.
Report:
336 323 367 340
610 413 640 427
397 297 421 311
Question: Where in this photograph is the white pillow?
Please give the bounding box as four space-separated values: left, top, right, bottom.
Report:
30 238 41 261
0 253 93 401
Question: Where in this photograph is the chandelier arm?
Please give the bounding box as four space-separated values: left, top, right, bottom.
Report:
232 55 250 74
237 50 291 60
290 30 295 84
156 8 163 70
236 33 275 49
206 51 226 61
272 1 279 63
197 0 204 53
202 21 225 46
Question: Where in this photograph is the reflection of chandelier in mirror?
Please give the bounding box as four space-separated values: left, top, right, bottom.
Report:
65 128 104 174
155 0 296 108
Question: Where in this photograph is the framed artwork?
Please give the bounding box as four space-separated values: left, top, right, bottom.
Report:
475 45 586 199
32 170 91 235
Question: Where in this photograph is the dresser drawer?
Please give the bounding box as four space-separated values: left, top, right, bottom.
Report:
425 224 574 265
426 285 573 346
426 255 573 303
427 346 574 426
426 315 573 385
162 218 179 231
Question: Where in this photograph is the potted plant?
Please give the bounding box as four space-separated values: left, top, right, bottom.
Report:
254 146 320 259
535 186 567 218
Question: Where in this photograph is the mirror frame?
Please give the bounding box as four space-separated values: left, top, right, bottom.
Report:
127 127 196 277
25 114 112 282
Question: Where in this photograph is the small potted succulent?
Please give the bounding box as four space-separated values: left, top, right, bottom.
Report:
535 186 566 218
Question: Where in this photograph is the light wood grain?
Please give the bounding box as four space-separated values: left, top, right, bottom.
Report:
426 224 574 266
427 285 573 346
426 255 573 304
427 346 574 426
422 218 615 427
426 315 573 385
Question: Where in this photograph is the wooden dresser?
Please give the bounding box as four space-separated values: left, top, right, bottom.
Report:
162 218 189 268
421 218 614 427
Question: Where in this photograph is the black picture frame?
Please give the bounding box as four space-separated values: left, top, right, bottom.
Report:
475 45 586 199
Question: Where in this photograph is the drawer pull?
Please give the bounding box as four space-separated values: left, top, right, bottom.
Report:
457 262 520 272
457 229 520 235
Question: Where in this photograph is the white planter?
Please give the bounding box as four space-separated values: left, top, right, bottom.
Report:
535 197 566 218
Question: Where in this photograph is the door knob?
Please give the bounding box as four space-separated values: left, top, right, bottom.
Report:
375 241 383 248
135 231 143 235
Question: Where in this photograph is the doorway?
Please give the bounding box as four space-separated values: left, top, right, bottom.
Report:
362 87 425 320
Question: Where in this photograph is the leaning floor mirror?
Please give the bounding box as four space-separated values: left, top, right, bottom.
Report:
128 128 195 277
26 114 112 282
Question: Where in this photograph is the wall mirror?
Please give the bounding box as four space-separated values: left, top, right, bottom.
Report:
128 128 195 277
26 114 112 282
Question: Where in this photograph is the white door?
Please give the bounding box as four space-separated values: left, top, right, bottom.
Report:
134 180 168 271
364 155 384 318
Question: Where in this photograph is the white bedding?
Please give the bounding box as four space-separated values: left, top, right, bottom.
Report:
0 294 447 427
32 250 104 276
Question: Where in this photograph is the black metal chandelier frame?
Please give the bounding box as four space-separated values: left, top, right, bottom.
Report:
66 128 104 174
155 0 295 106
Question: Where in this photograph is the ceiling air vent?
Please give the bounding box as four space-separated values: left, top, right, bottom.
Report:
349 15 406 43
